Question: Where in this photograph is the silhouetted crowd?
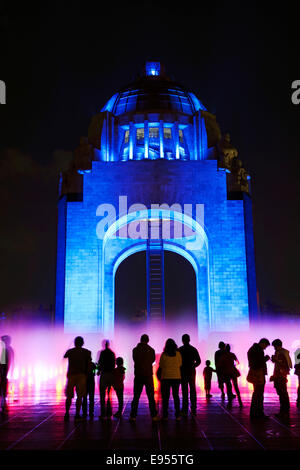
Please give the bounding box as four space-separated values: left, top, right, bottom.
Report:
61 334 300 422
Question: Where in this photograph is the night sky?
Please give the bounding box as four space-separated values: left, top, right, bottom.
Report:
0 3 298 315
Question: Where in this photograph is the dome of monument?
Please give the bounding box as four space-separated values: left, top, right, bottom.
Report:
101 61 207 116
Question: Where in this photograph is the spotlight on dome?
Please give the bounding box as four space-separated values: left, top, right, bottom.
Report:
145 61 160 76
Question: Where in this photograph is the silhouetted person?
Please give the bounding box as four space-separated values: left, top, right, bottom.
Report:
63 336 91 421
247 338 270 419
270 339 292 418
130 334 159 421
220 344 243 407
295 351 300 408
214 341 234 400
82 358 96 419
179 334 201 416
203 360 216 398
214 342 226 399
0 335 14 412
112 357 126 418
97 340 116 419
159 338 182 420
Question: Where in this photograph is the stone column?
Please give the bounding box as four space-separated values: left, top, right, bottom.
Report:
174 121 180 159
129 121 134 160
159 120 164 159
144 120 149 159
193 115 198 161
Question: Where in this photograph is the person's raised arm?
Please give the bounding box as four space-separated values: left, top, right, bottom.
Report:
63 350 69 359
7 347 14 372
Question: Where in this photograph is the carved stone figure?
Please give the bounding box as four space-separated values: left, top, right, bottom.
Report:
238 167 249 193
231 156 242 172
218 133 238 169
227 158 249 193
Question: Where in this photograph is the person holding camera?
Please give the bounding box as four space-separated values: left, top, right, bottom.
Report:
247 338 270 419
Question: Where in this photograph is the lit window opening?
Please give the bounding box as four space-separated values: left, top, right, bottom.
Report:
136 128 144 141
164 128 172 139
149 127 159 139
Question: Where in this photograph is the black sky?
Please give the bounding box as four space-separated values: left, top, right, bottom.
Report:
0 2 299 313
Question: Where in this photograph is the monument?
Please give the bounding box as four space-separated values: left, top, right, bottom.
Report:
55 62 257 339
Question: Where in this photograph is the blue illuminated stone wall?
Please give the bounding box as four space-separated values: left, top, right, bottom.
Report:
56 159 254 336
243 193 259 322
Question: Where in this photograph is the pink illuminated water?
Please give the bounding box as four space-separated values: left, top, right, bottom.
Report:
2 317 300 403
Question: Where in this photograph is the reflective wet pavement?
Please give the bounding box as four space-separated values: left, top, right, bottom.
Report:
0 387 300 452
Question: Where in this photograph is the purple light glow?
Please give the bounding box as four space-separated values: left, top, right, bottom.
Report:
1 317 300 402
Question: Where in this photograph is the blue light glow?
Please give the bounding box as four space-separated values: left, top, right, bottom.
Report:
145 61 160 76
188 92 207 112
101 93 119 112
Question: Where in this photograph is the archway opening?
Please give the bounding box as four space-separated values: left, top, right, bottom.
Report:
114 250 197 336
164 251 197 328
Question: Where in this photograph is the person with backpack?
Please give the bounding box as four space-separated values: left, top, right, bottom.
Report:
247 338 270 419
